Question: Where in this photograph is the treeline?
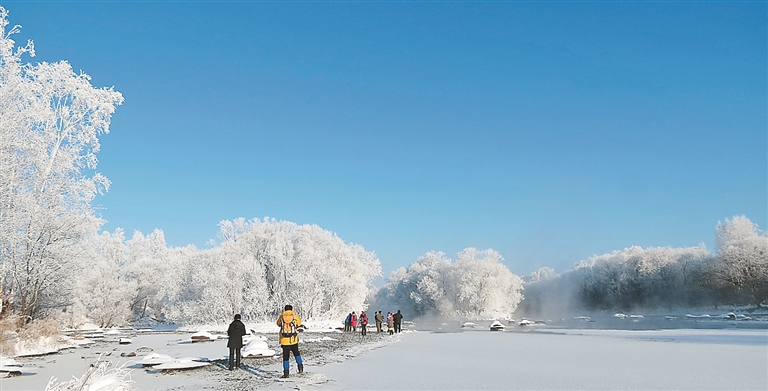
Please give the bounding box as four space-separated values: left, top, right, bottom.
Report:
71 218 380 327
520 216 768 316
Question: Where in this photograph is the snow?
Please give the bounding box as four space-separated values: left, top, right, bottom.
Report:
2 323 765 390
241 338 276 358
13 336 60 357
302 337 337 343
138 353 173 366
152 358 210 370
311 328 767 390
489 320 506 331
188 331 217 341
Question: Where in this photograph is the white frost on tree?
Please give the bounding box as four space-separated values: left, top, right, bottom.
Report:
377 248 524 319
115 218 381 325
70 229 137 328
571 245 712 310
528 267 558 283
0 6 123 319
713 216 768 305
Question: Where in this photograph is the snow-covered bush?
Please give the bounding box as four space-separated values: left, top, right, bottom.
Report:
0 315 59 356
376 248 524 319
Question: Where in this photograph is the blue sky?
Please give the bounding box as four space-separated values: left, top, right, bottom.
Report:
5 1 766 277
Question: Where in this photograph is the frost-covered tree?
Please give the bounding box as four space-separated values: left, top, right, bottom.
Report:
520 240 727 315
713 216 768 305
0 7 123 319
573 245 712 310
376 252 453 316
377 248 524 319
124 230 173 321
130 218 381 324
71 229 136 328
528 267 558 283
449 248 524 317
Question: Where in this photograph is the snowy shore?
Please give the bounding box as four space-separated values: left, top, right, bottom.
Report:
1 319 766 391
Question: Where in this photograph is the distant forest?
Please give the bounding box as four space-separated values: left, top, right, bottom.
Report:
519 216 768 316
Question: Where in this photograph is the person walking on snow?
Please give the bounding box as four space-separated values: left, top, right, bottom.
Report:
227 314 246 370
277 305 304 378
360 311 369 336
351 311 358 332
344 313 352 332
375 311 383 333
387 312 394 335
393 310 403 333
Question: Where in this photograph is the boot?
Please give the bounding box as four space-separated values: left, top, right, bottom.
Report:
282 370 289 378
298 364 304 374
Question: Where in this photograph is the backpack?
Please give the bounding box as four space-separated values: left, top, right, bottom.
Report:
281 312 298 337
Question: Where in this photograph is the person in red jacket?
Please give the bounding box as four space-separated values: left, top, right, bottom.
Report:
360 311 369 336
351 311 358 332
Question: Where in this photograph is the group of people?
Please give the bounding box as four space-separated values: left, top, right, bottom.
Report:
345 309 403 335
225 306 405 379
226 304 305 378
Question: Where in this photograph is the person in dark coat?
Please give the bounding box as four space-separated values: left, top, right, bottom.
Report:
393 310 403 333
227 314 247 370
374 311 383 333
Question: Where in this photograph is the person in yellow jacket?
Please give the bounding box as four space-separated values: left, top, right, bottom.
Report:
277 304 304 378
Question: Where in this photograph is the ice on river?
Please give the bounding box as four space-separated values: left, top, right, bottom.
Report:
306 328 767 390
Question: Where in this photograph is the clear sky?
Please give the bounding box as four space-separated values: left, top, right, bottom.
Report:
4 1 766 277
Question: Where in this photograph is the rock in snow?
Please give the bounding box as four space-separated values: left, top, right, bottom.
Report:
489 320 505 331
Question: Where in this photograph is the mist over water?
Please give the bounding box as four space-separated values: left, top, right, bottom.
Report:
407 311 768 335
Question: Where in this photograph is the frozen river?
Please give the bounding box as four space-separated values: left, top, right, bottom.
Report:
308 327 767 390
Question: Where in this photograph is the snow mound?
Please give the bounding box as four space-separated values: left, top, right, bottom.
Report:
0 357 25 377
242 338 276 358
190 331 217 342
15 335 59 357
489 321 505 331
139 352 173 366
153 357 210 370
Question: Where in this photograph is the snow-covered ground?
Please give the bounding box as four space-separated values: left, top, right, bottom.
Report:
1 320 766 390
